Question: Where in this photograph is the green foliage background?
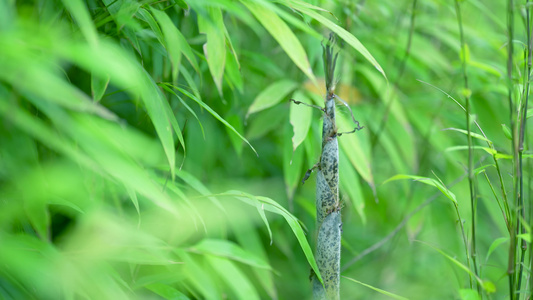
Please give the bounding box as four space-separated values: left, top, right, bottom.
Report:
0 0 531 299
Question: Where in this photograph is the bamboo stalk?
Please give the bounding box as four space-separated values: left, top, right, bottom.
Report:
311 33 342 300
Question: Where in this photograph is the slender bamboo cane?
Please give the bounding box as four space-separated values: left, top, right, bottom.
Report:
454 0 480 292
516 1 531 295
507 0 517 299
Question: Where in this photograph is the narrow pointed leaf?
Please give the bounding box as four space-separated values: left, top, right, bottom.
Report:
289 90 313 151
198 8 226 95
171 84 257 155
292 4 386 80
342 276 410 300
247 80 298 116
241 0 315 82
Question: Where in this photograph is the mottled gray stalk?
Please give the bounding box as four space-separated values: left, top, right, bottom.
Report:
312 34 342 300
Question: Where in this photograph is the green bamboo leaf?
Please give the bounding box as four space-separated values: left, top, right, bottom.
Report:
229 223 276 298
501 124 512 140
485 237 508 261
253 196 273 244
283 122 304 198
191 239 271 270
483 281 496 294
241 0 315 82
378 128 410 174
49 39 177 179
101 0 143 31
291 4 386 80
0 50 116 120
247 79 298 117
445 145 513 159
43 108 179 216
225 114 245 156
151 8 184 81
173 250 221 300
142 9 199 74
176 170 225 212
136 8 164 42
258 195 323 285
459 289 481 300
337 112 374 188
224 48 243 93
422 241 496 293
61 0 98 46
91 73 109 102
246 106 287 140
180 66 203 102
14 97 174 221
518 233 531 243
339 149 366 224
168 84 257 155
383 174 457 204
140 72 176 179
220 191 323 286
469 60 502 77
161 95 186 155
0 234 61 299
443 128 493 144
417 241 486 289
207 256 261 300
159 83 205 138
251 0 321 40
289 90 313 151
445 145 495 154
342 276 410 300
126 187 141 227
0 100 98 174
62 211 178 266
146 283 191 300
288 0 330 13
174 0 189 10
198 7 226 95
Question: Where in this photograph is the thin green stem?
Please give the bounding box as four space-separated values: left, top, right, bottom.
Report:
371 0 417 149
454 0 480 293
529 156 533 298
418 79 512 227
454 202 474 289
517 0 531 295
396 0 418 81
507 0 517 299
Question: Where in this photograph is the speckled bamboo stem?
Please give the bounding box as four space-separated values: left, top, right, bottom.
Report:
312 34 342 300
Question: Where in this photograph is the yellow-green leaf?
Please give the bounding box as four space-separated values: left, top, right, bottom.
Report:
292 4 386 80
198 7 227 95
247 80 298 116
289 90 313 151
241 0 315 82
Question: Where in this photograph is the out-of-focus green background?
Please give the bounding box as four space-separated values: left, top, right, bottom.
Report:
0 0 531 299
